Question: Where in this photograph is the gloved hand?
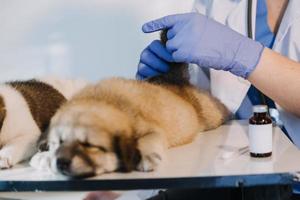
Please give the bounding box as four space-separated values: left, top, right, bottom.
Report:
136 40 173 80
138 13 264 79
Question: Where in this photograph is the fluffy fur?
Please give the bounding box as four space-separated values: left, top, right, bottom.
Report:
0 77 87 169
46 31 230 178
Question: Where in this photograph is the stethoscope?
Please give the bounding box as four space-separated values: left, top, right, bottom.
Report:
247 0 282 123
247 0 269 106
247 0 254 39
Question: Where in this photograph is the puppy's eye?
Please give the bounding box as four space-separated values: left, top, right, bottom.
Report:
80 142 107 152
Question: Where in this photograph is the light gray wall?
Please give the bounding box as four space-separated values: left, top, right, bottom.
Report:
0 0 193 82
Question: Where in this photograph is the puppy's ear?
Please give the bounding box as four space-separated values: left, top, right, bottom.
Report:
113 135 141 172
0 95 6 131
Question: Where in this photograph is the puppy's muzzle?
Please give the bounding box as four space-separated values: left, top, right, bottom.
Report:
56 157 71 172
55 141 95 177
55 142 76 175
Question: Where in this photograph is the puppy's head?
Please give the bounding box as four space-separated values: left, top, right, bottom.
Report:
48 101 141 178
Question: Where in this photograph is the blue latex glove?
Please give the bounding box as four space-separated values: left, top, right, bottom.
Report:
138 13 264 79
137 40 173 80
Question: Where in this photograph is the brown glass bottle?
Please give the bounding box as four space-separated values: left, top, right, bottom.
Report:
248 105 273 158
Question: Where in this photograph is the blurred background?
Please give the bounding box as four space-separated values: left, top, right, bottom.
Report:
0 0 193 82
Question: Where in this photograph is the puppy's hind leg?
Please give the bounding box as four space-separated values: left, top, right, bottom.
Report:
136 127 167 172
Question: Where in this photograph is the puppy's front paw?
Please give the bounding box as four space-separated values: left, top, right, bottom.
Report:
30 151 54 171
137 152 162 172
0 156 12 169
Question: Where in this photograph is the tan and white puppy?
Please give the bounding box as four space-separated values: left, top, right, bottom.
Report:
46 69 231 179
0 77 87 169
47 77 229 178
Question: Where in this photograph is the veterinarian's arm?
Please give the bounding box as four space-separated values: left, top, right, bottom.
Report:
139 13 300 117
248 48 300 117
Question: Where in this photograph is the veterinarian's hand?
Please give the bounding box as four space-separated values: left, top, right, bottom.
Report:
136 40 173 80
142 13 264 79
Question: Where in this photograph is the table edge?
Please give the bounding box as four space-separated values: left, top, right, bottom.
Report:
0 173 295 192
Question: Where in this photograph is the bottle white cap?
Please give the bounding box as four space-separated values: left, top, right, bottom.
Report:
253 105 268 113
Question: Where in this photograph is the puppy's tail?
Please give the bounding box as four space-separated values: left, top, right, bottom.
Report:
147 30 190 86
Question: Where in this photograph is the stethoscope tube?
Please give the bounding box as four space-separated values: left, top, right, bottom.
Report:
247 0 253 39
247 0 268 106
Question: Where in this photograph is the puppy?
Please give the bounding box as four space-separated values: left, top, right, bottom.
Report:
45 31 230 178
0 77 87 169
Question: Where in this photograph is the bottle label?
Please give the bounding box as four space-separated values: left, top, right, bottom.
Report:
248 124 272 154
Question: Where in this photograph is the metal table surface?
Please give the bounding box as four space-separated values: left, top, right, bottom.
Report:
0 120 299 191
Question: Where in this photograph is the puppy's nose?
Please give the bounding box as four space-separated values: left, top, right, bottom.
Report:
56 157 71 172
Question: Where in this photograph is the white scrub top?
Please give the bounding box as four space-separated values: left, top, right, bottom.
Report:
191 0 300 148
